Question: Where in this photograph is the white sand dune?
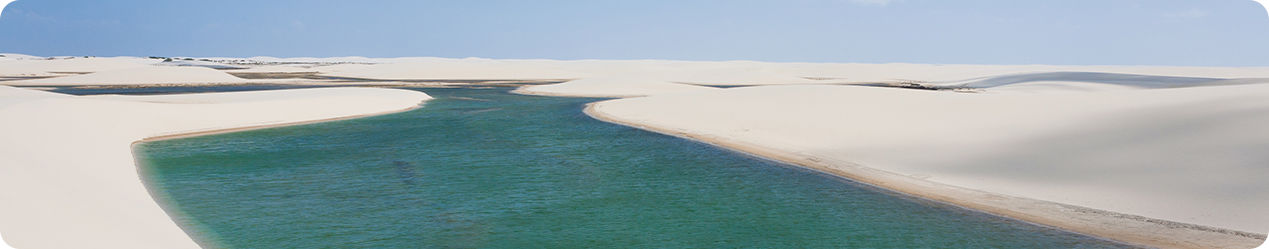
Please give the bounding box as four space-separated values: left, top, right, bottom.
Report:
309 64 375 73
515 77 721 98
758 63 1269 83
983 81 1145 94
0 85 431 249
322 60 596 80
158 60 246 69
944 71 1226 89
588 83 1269 248
0 53 46 60
5 66 248 86
556 60 691 75
226 65 319 74
0 58 154 76
245 56 376 63
618 67 825 86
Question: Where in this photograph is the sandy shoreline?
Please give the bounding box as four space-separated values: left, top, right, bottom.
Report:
135 105 424 143
131 104 426 249
583 102 1265 249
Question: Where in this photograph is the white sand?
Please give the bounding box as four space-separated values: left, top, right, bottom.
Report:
588 83 1269 248
5 66 248 86
0 86 431 248
309 64 375 73
984 81 1145 94
158 60 246 69
616 67 825 86
0 58 154 76
758 63 1269 84
226 65 318 74
0 53 46 60
322 60 595 80
304 57 1269 87
514 77 721 98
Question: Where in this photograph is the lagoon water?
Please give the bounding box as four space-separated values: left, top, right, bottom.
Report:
136 87 1133 248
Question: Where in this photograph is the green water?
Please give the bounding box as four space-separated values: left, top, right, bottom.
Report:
136 87 1133 248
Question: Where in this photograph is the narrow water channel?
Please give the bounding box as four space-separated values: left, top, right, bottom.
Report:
135 87 1133 248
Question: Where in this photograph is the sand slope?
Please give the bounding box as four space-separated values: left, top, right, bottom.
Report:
5 66 248 86
515 77 721 98
590 84 1269 248
0 86 431 249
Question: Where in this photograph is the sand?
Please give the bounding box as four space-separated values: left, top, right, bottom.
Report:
158 60 247 69
225 65 318 74
322 60 596 80
0 57 154 76
757 63 1269 84
585 83 1269 248
5 66 249 86
0 85 431 249
309 64 375 73
514 77 721 98
614 67 827 86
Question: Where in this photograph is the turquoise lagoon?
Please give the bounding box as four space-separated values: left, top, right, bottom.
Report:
135 87 1133 248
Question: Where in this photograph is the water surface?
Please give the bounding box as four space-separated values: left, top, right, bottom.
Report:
137 87 1133 248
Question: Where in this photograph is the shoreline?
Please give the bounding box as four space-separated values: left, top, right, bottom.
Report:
135 104 425 143
582 101 1265 249
131 104 426 249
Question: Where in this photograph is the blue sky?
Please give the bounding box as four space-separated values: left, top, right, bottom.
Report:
1 0 1268 66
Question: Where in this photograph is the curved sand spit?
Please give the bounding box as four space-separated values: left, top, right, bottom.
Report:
0 86 431 248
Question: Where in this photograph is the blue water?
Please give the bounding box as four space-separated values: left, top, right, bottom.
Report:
136 87 1134 248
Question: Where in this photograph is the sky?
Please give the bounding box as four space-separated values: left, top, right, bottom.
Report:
0 0 1268 66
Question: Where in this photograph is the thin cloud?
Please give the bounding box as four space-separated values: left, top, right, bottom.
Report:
0 8 55 22
1164 8 1210 19
848 0 894 7
292 20 306 31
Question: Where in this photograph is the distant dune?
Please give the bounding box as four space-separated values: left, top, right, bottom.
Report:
6 66 248 86
0 57 154 76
